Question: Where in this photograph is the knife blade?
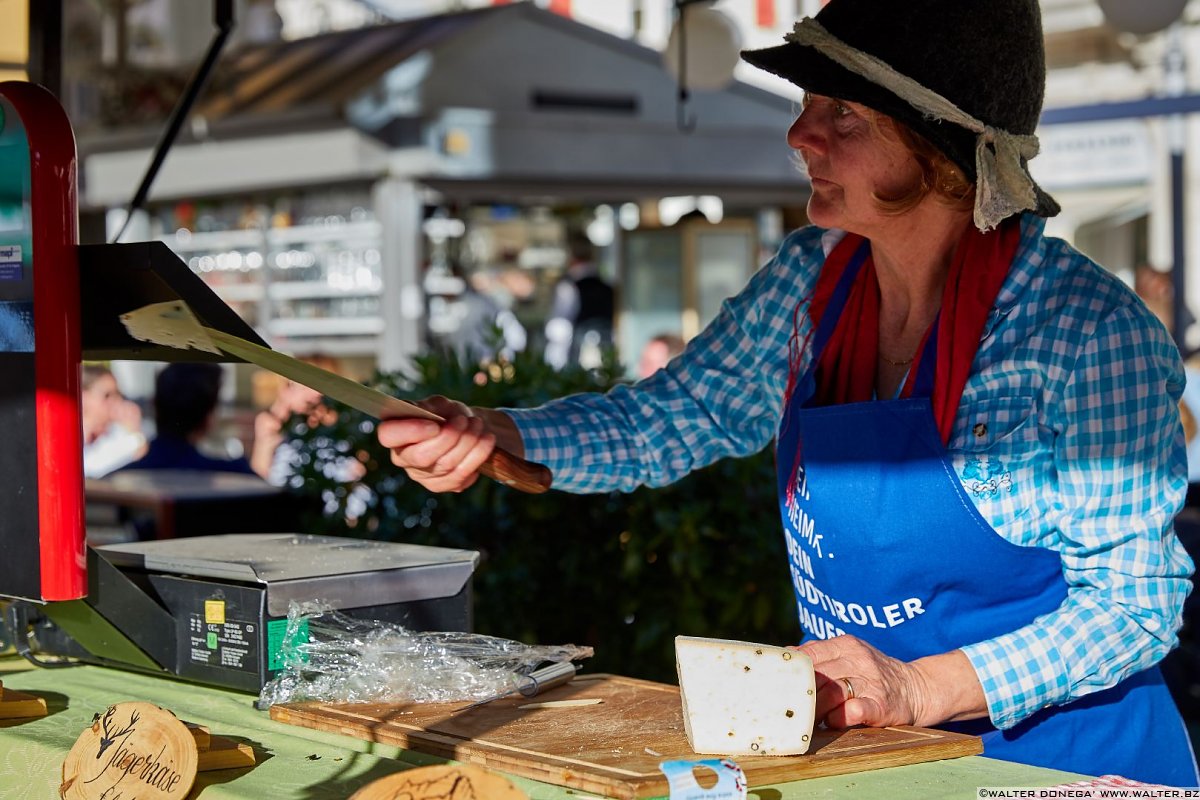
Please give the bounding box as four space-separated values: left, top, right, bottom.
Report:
121 301 553 494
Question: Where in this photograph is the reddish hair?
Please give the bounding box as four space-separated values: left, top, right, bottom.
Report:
869 113 975 214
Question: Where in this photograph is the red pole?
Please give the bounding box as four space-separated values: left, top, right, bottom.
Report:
0 81 85 601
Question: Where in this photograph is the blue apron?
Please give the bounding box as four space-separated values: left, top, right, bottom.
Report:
777 242 1199 785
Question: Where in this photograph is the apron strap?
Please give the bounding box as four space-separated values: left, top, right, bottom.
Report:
809 240 871 363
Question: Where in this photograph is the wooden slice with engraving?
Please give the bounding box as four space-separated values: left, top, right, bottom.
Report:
349 764 528 800
60 701 199 800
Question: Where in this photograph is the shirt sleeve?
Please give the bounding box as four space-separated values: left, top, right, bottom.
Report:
505 234 817 494
960 303 1196 729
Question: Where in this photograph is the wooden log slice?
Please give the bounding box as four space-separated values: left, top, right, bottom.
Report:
349 763 528 800
60 701 199 800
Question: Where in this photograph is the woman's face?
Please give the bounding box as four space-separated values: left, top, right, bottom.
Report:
81 374 119 438
787 95 922 237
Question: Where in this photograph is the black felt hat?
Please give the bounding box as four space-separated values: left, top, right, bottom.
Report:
743 0 1060 222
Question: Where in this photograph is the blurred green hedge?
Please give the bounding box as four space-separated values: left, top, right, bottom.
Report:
282 344 798 682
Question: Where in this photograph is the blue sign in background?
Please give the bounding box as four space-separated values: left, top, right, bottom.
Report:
0 94 35 353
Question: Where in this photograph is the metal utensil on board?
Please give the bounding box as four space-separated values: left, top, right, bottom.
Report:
458 661 580 713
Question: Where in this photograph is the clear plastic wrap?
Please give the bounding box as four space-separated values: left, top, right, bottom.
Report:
257 600 593 708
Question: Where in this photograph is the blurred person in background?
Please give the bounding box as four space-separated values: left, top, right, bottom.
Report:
1134 264 1200 502
1134 263 1197 348
120 363 256 475
436 261 527 363
376 0 1198 784
637 333 686 380
251 355 340 484
250 357 369 522
81 364 147 478
544 230 614 370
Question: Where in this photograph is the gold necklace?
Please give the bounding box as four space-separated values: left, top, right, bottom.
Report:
878 352 915 367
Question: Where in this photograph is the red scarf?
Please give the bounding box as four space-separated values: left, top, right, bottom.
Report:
805 218 1021 444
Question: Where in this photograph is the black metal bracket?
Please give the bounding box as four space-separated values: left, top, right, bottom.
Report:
110 0 236 243
77 240 267 361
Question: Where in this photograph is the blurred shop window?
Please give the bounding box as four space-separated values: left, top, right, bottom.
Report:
621 229 682 378
424 203 604 365
619 210 757 379
149 189 385 367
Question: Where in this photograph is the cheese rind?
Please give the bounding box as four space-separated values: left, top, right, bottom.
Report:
675 635 815 756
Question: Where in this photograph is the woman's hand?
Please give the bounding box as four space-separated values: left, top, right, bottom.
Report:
250 409 286 479
111 397 143 434
376 396 521 493
794 635 987 729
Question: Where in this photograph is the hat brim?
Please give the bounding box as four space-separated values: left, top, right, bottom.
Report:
742 42 1060 219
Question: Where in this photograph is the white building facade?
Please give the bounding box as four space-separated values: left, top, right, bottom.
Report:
268 0 1200 335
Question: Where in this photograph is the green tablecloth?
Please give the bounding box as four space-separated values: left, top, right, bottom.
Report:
0 655 1085 799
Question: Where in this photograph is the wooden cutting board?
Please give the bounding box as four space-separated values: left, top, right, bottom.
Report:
269 673 982 799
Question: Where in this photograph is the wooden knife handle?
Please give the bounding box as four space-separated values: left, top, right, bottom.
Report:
479 448 553 494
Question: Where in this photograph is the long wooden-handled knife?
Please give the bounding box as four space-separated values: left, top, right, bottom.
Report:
121 301 553 494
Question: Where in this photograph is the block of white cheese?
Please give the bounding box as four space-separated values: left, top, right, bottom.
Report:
675 635 816 756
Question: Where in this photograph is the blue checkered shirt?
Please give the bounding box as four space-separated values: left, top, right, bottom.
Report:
506 213 1195 730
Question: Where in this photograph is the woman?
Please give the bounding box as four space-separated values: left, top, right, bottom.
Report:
378 0 1198 784
81 364 146 478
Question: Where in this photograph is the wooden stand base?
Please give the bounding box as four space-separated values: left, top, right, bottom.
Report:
0 681 47 719
187 723 257 772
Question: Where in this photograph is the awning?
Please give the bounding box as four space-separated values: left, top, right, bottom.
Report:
79 4 804 209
